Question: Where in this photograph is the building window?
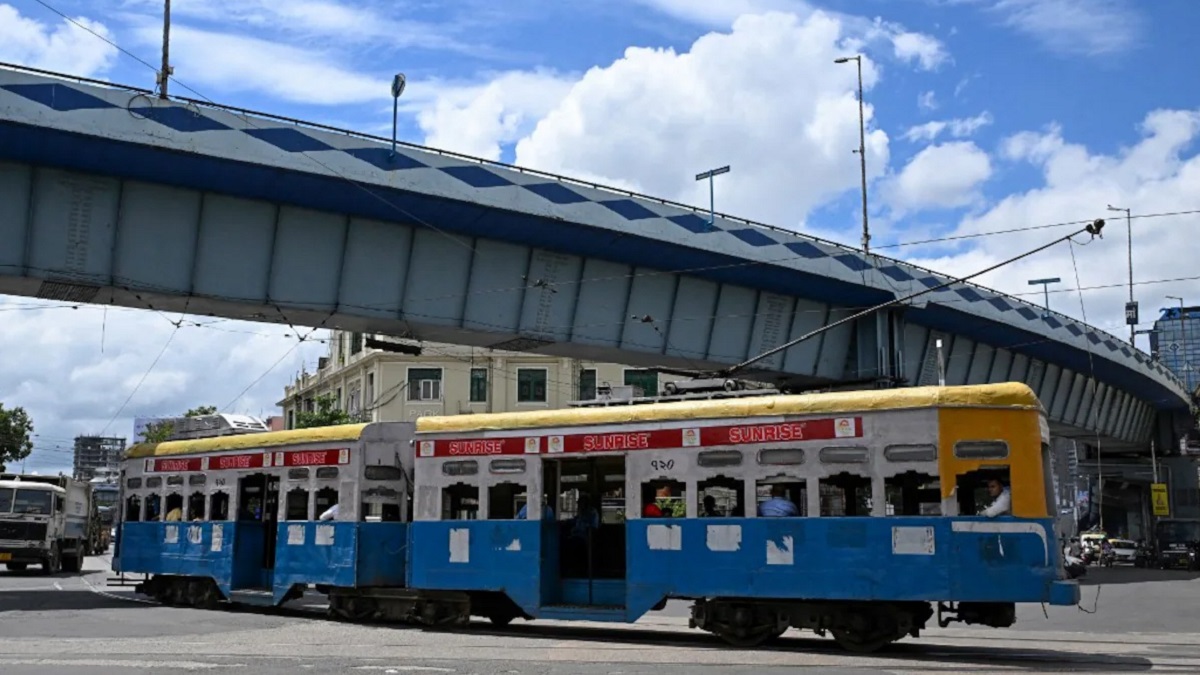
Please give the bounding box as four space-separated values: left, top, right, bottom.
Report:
366 372 375 407
517 368 548 403
408 368 443 401
578 368 597 401
286 410 294 430
350 332 363 355
624 369 659 397
470 368 488 403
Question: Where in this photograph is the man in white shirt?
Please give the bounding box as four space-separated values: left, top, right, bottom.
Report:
980 477 1011 517
318 503 339 521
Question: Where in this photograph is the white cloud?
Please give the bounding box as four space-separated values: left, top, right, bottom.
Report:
414 70 576 161
1 301 326 474
128 22 385 105
905 108 1200 343
987 0 1144 57
890 30 948 70
886 141 993 211
493 11 891 230
918 90 938 111
633 0 815 27
905 111 994 142
0 4 117 78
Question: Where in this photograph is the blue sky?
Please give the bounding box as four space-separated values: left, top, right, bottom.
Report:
1 0 1198 473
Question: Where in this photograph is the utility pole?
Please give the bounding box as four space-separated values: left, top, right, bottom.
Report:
835 55 870 254
1108 205 1135 345
158 0 172 99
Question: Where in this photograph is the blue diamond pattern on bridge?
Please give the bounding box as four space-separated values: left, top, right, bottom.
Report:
344 147 427 171
523 182 588 205
1103 339 1117 351
919 277 942 289
1066 324 1083 336
441 165 513 188
956 287 984 303
880 266 914 282
730 228 778 247
1045 316 1062 329
600 199 659 221
667 214 719 234
1016 307 1038 321
244 128 333 153
1087 332 1102 345
835 254 872 272
784 241 827 259
3 83 114 111
988 297 1012 312
130 106 229 132
1120 346 1132 358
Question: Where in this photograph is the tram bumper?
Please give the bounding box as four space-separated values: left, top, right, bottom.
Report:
1048 580 1080 606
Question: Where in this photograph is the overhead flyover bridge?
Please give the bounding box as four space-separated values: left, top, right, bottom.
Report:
0 64 1191 455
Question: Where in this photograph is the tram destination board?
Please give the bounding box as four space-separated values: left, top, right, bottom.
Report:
144 448 350 472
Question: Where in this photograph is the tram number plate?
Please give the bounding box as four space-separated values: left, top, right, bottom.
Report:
650 459 675 472
0 553 11 561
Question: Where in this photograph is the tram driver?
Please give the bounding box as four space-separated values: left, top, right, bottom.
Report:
979 476 1011 517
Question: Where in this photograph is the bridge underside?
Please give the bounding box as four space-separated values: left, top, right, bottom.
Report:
0 160 1162 451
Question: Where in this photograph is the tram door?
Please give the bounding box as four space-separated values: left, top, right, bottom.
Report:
233 473 281 590
541 456 626 608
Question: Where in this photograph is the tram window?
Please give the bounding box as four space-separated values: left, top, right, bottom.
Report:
442 483 480 520
489 459 526 474
755 478 806 517
314 487 338 519
210 492 230 520
146 477 162 489
819 472 871 516
442 460 479 477
287 468 310 481
187 492 206 520
884 472 940 516
955 467 1011 516
126 477 142 489
188 474 207 486
315 467 339 480
125 495 142 522
641 480 686 518
361 501 402 522
884 444 937 462
758 448 805 465
698 476 745 517
164 493 184 520
145 494 162 521
365 465 404 481
819 446 869 464
954 440 1009 460
286 488 310 520
488 482 523 519
698 451 743 468
166 475 184 487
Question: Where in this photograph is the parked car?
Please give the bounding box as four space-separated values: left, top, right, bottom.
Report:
1106 538 1138 565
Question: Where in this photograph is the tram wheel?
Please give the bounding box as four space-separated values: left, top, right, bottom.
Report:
487 613 514 627
716 627 778 648
338 597 377 622
830 628 894 654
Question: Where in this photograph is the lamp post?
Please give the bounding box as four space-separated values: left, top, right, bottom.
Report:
1108 205 1136 345
390 73 407 158
835 55 870 254
1028 277 1061 315
157 0 173 98
695 165 731 226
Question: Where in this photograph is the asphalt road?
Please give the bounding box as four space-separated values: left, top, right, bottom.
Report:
2 553 1199 674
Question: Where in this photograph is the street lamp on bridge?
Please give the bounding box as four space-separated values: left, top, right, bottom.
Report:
834 54 870 254
695 165 730 226
1028 277 1061 316
1108 204 1136 346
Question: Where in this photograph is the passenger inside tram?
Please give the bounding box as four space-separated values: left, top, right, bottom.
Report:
642 482 685 517
758 484 799 517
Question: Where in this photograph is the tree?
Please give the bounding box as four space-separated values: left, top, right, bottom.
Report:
138 405 220 443
0 404 34 472
295 394 353 429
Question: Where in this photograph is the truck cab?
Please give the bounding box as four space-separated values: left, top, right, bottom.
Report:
0 476 91 573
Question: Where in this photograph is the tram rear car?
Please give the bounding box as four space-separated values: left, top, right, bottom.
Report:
409 382 1078 650
114 423 415 616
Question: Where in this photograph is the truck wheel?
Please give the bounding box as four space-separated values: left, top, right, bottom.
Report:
41 544 62 575
5 563 27 572
62 553 83 573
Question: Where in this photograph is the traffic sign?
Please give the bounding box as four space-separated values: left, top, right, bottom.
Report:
1151 482 1170 517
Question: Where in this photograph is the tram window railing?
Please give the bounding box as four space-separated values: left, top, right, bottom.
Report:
954 440 1009 460
489 458 526 474
697 450 743 468
315 467 339 480
884 444 937 462
288 468 310 481
443 460 479 477
819 446 869 464
285 488 310 520
757 448 805 465
188 474 207 486
365 465 404 481
166 475 184 487
126 477 142 489
146 477 162 489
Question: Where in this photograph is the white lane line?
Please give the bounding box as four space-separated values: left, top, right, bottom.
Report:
352 668 455 673
0 658 243 670
53 582 62 591
79 573 159 606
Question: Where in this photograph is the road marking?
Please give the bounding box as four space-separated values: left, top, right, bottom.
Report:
352 668 455 673
53 582 62 591
0 658 242 670
79 574 159 606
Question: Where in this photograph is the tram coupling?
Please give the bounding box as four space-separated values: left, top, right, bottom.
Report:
936 601 1016 628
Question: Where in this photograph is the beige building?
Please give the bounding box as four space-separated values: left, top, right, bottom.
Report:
278 332 663 429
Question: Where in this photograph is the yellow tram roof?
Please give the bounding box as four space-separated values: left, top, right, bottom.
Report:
126 423 369 459
416 382 1041 434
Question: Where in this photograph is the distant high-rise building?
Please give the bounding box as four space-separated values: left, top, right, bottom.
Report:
1150 305 1200 394
72 436 126 480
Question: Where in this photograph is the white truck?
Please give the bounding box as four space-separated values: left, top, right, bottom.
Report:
0 474 98 574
